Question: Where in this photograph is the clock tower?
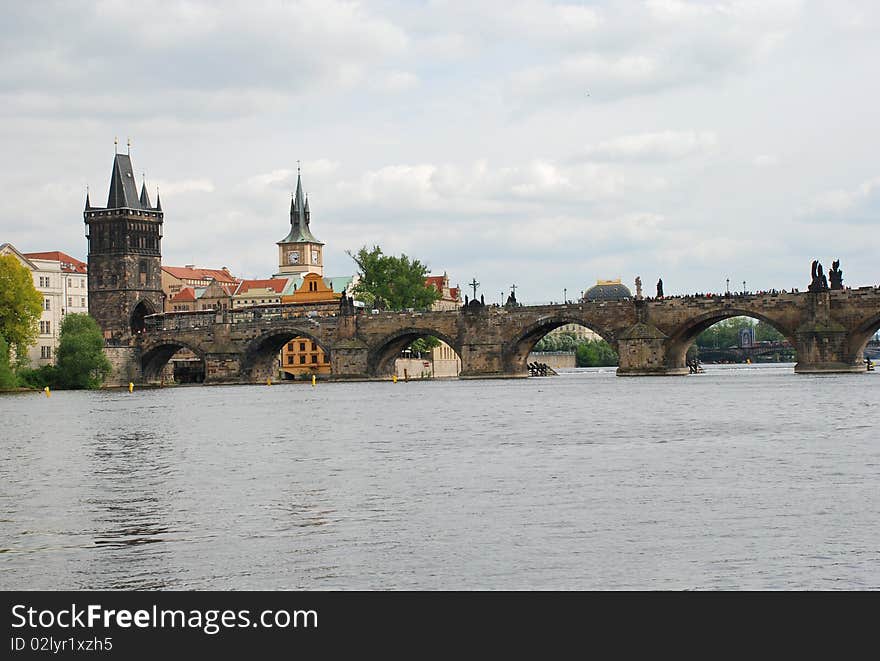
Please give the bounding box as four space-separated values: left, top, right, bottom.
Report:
277 170 324 276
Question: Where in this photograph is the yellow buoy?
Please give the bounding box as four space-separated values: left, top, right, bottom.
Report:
392 374 398 383
267 377 272 386
128 382 134 393
44 386 50 397
311 374 316 387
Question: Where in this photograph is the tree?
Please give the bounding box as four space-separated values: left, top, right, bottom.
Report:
0 254 43 361
0 335 15 389
54 314 112 389
348 246 441 311
576 339 619 367
408 336 440 356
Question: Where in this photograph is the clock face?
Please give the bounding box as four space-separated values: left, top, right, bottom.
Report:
311 250 319 264
288 251 300 264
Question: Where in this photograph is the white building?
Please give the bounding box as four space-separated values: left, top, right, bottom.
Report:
0 244 88 367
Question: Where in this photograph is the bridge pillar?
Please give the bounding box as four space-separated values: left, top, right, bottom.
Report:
460 343 513 378
794 292 865 374
616 323 685 376
331 339 370 379
204 352 247 384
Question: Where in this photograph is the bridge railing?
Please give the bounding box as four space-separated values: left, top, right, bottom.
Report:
144 301 344 332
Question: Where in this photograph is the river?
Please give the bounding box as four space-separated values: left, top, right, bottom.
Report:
1 364 878 590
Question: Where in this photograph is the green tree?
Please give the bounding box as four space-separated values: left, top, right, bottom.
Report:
54 314 112 389
576 339 619 367
0 335 16 389
0 254 43 361
348 246 441 311
408 336 441 356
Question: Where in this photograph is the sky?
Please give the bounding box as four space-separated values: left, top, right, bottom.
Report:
1 0 878 304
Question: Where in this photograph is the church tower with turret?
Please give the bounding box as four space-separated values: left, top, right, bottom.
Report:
84 148 164 343
277 170 324 276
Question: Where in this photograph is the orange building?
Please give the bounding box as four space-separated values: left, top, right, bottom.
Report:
279 272 341 378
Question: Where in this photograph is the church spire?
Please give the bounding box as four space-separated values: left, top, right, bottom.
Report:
84 187 91 211
279 169 322 245
139 176 152 208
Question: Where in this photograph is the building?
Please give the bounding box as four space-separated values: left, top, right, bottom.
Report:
0 244 88 367
279 273 340 378
581 279 632 302
232 278 289 308
276 170 324 277
84 151 164 342
161 265 237 311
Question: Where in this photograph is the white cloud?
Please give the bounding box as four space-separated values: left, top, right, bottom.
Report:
799 176 880 224
585 130 718 161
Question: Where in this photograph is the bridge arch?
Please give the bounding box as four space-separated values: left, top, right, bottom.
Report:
367 327 461 377
241 326 332 382
504 315 615 375
141 339 206 383
847 311 880 365
131 299 157 335
664 307 798 370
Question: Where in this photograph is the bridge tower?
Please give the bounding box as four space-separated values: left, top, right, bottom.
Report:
277 169 324 277
84 149 164 343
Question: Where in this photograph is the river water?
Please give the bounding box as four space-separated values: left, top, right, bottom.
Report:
1 364 878 590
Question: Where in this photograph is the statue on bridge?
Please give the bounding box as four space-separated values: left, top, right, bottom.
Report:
809 260 830 293
829 259 844 290
635 276 643 300
656 278 664 299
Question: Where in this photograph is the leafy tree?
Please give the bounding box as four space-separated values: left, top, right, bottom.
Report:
348 246 440 311
54 314 112 389
534 331 579 352
408 336 440 356
0 335 16 389
0 254 43 361
576 339 619 367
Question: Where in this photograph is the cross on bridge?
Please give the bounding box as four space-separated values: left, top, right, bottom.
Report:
469 278 480 299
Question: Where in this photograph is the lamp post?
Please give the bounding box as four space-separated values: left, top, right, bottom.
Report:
726 278 730 295
743 280 747 295
563 288 567 304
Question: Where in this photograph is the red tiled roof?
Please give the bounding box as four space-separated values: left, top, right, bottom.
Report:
235 278 287 295
163 265 237 283
426 275 445 290
171 287 197 302
449 287 460 300
23 251 87 274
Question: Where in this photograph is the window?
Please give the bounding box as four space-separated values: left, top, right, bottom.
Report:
44 298 51 311
287 343 294 351
81 298 85 307
41 346 52 359
287 355 294 365
299 355 306 364
324 354 330 363
311 355 318 364
68 296 73 307
299 342 306 351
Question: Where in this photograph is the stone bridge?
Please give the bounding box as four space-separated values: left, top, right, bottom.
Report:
117 288 880 385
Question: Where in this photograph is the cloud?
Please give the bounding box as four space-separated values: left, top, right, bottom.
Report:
753 154 778 168
506 0 802 105
798 176 880 225
0 1 410 119
584 130 718 161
